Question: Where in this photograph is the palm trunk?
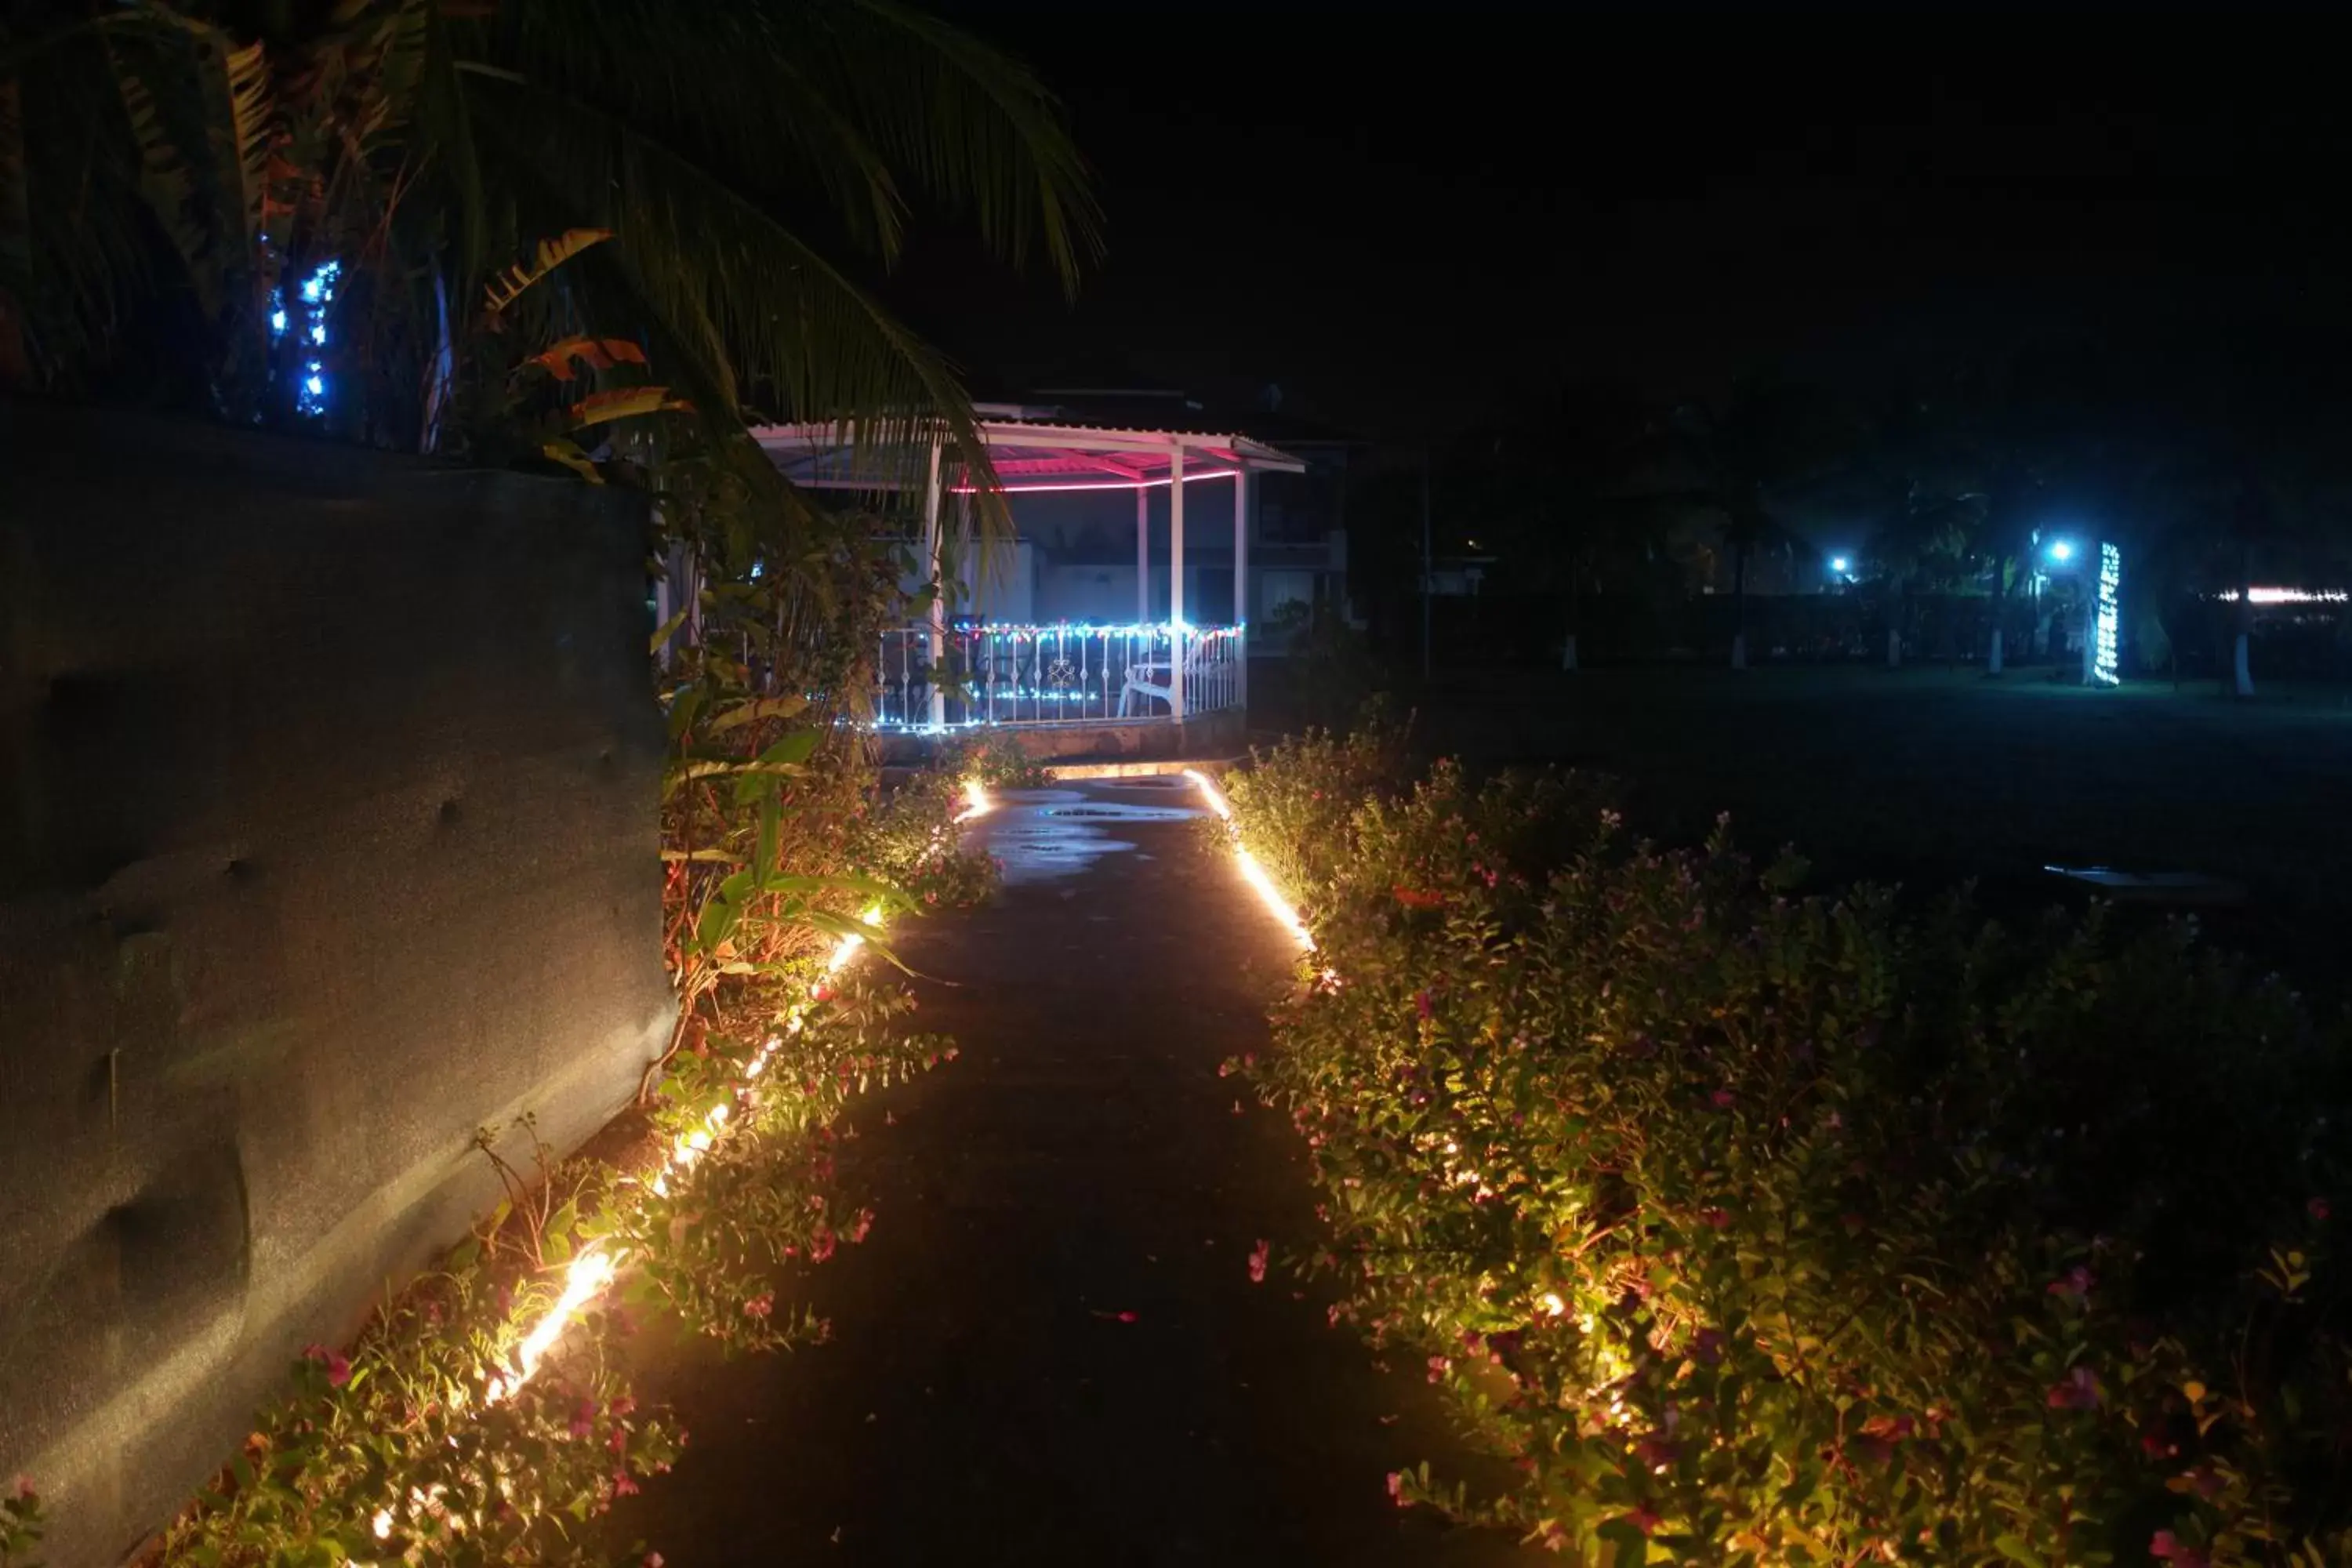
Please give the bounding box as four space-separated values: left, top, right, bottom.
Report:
1730 540 1748 670
1561 570 1582 671
2234 547 2256 698
1984 552 2008 675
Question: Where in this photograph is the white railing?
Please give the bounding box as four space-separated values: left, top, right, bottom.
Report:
873 622 1242 729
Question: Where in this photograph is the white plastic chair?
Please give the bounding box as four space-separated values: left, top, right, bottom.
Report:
1120 636 1215 717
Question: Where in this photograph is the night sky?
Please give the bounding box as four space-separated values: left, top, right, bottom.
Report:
891 5 2352 440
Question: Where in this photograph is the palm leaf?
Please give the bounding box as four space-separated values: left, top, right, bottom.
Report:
528 332 648 380
482 225 611 314
817 0 1100 294
461 70 1008 525
539 437 605 482
211 37 274 285
567 384 692 427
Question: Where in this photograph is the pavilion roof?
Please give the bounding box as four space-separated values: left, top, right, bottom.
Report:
750 405 1306 495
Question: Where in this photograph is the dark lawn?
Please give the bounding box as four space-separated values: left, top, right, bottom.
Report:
1269 663 2352 982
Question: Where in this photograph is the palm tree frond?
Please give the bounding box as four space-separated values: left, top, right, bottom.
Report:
818 0 1101 296
483 224 611 314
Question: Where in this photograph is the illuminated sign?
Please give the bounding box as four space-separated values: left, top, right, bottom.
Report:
2094 543 2121 686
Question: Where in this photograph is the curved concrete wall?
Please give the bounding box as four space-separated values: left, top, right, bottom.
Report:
0 405 673 1564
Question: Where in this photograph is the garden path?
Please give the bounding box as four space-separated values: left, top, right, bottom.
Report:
613 779 1539 1566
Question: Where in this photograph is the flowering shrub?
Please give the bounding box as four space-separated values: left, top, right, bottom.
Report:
152 959 957 1565
851 768 1000 913
152 601 989 1560
3 1480 45 1568
1229 722 2351 1563
931 730 1053 790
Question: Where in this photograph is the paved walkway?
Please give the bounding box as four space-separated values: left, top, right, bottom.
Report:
615 782 1537 1566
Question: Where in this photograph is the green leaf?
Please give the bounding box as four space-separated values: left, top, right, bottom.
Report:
1994 1536 2045 1567
706 694 811 734
651 608 692 656
664 684 706 742
539 437 605 484
753 789 780 881
757 730 822 768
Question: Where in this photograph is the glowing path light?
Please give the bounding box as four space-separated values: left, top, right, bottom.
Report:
370 781 998 1546
1184 769 1314 952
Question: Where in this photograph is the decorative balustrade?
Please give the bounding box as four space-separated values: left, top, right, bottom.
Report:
873 622 1242 729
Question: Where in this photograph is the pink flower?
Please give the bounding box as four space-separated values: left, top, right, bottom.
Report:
612 1471 640 1498
610 1393 636 1419
644 1555 666 1567
742 1293 774 1320
1700 1207 1731 1231
303 1344 352 1388
2150 1530 2209 1568
569 1398 598 1439
1427 1355 1452 1383
847 1207 874 1243
1247 1239 1270 1283
1710 1089 1734 1109
1414 990 1433 1019
2049 1265 2096 1302
810 1225 837 1263
1615 1505 1661 1536
2047 1364 2102 1410
1635 1435 1678 1470
1385 1471 1410 1508
12 1475 34 1501
2310 1196 2332 1222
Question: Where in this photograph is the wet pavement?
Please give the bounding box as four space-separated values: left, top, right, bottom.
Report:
611 781 1538 1566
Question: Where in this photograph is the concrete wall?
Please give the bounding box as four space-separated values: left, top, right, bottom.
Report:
0 405 673 1564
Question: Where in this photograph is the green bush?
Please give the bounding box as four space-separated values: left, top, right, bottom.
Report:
1229 719 2351 1563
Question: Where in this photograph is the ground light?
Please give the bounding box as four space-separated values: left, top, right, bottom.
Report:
371 777 994 1544
1184 769 1570 1330
1183 769 1313 952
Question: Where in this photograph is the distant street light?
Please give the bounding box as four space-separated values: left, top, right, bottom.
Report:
2048 539 2076 563
1830 555 1850 574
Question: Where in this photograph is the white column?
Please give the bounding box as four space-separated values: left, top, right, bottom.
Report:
1168 441 1185 720
922 441 946 728
1232 466 1250 713
1136 486 1149 623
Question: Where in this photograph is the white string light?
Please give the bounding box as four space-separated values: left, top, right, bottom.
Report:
2093 543 2122 687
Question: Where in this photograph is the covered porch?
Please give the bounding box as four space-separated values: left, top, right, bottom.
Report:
755 410 1305 744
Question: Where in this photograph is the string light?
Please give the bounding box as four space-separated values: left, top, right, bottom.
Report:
2235 586 2349 604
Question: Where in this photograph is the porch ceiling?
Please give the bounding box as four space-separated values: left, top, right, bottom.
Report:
750 412 1306 494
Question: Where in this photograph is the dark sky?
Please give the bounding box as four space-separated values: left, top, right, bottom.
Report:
890 5 2352 439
